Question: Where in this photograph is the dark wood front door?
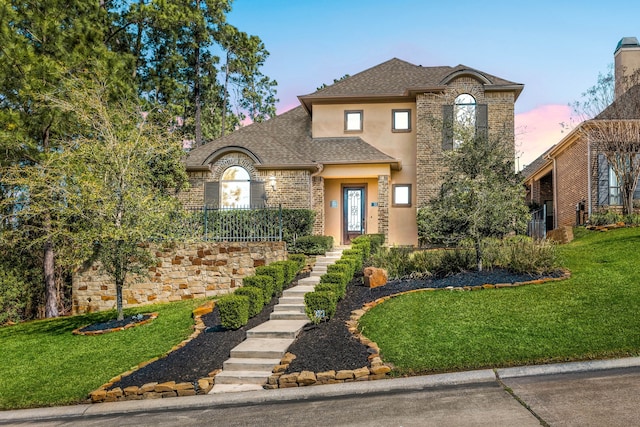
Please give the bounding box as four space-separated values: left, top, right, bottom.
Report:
343 186 365 244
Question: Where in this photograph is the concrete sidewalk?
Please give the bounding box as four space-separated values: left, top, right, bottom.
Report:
3 357 640 425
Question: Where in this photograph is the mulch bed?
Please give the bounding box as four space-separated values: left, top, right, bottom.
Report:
108 269 560 390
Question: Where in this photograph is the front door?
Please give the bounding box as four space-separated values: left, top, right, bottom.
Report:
343 186 365 244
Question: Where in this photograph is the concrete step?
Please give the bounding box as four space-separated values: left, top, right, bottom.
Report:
209 383 264 394
277 296 304 305
310 270 326 277
230 338 293 359
274 303 305 313
270 311 308 321
314 260 335 267
223 357 281 372
283 285 315 297
214 370 270 385
298 276 320 286
246 319 308 339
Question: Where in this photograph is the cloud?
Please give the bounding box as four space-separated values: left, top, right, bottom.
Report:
515 104 573 170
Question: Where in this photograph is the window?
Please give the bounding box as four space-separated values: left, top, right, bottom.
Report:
609 165 622 205
345 110 363 132
392 184 412 207
392 109 411 132
442 95 487 150
221 166 250 208
454 94 476 149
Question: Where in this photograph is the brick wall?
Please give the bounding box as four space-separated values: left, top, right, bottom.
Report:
377 175 389 241
415 77 516 206
555 138 588 226
72 241 286 314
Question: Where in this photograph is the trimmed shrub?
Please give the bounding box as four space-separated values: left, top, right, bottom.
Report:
365 234 386 252
320 272 347 298
218 294 249 330
234 286 265 318
281 209 316 246
242 274 275 302
290 235 334 255
304 291 337 324
255 264 285 296
333 258 355 278
327 263 352 280
351 236 371 259
314 283 343 300
271 260 299 284
288 253 307 271
341 254 362 273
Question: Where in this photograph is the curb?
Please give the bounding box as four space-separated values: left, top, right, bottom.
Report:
2 357 639 424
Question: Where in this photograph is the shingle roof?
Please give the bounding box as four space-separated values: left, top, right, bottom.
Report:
595 84 640 120
520 146 554 180
299 58 523 103
185 106 398 170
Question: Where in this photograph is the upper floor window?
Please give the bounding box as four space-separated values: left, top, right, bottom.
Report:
392 109 411 132
442 94 488 151
454 94 476 149
345 110 363 132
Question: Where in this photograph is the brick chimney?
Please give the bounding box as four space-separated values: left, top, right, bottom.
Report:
614 37 640 99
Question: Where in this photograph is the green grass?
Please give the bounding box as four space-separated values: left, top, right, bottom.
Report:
359 227 640 376
0 298 206 410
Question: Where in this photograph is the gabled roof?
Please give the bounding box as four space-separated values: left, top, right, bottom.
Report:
185 106 399 171
298 58 524 113
595 84 640 120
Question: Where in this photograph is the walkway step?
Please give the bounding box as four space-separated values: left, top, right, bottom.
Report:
274 303 305 313
270 311 308 321
283 285 315 297
223 357 281 372
214 370 270 385
209 384 264 394
298 276 320 285
277 296 304 305
246 319 308 339
230 338 293 359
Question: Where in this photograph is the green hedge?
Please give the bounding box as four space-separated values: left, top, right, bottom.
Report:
334 258 356 277
242 274 275 302
289 235 334 255
351 238 371 259
327 263 351 280
341 253 362 272
304 291 337 324
255 264 285 296
218 294 249 330
271 260 299 284
234 286 265 317
282 209 316 245
288 253 307 271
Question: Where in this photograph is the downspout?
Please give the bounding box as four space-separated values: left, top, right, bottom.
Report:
552 157 558 230
587 135 592 217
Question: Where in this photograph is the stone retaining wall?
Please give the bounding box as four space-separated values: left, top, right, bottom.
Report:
73 241 286 315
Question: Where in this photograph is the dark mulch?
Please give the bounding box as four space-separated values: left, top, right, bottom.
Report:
108 269 560 390
79 313 154 333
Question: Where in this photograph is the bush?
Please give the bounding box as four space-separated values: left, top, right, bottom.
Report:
435 248 475 275
505 238 558 274
333 258 355 278
218 294 249 330
588 209 623 226
0 269 29 325
327 263 352 280
304 291 337 324
351 239 371 260
282 209 316 246
289 235 333 255
369 246 413 279
341 254 362 273
242 275 275 302
365 234 386 252
320 272 347 298
288 253 307 271
314 283 343 300
255 264 285 296
271 260 299 284
234 286 265 318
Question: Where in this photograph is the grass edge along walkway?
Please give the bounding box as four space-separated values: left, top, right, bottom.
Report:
358 227 640 376
0 298 205 410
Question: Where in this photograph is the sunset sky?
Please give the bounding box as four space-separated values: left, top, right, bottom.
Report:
225 0 640 169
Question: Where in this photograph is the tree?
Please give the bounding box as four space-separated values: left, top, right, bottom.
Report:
0 0 130 317
417 133 529 271
571 66 640 215
52 79 188 321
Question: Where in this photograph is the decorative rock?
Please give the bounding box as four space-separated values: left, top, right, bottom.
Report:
316 370 336 382
197 379 211 392
335 370 354 380
370 365 392 375
123 386 139 396
297 371 317 386
177 389 197 397
140 382 158 393
90 390 107 403
174 382 194 391
353 367 370 379
155 381 176 392
278 373 298 384
363 267 388 288
281 352 296 364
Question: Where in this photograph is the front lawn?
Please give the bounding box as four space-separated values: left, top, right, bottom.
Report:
0 298 205 410
358 227 640 375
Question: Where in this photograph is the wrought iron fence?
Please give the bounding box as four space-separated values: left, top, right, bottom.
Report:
168 205 283 242
527 207 546 240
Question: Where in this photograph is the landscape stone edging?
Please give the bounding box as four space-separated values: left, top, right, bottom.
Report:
265 268 571 389
88 300 218 403
72 313 159 336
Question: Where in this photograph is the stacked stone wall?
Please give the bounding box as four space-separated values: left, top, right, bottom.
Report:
72 241 286 314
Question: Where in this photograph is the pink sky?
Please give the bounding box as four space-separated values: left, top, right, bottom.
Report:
514 104 573 171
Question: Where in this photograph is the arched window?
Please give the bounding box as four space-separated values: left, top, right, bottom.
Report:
221 166 250 208
454 93 476 149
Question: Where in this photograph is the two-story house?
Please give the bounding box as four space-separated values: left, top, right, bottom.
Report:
182 58 523 246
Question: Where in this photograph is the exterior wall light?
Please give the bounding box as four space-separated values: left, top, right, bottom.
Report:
269 175 276 190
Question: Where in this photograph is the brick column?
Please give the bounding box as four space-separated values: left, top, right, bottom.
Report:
377 175 389 243
311 176 325 235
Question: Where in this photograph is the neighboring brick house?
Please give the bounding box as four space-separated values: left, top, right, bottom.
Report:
523 37 640 229
182 58 523 246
